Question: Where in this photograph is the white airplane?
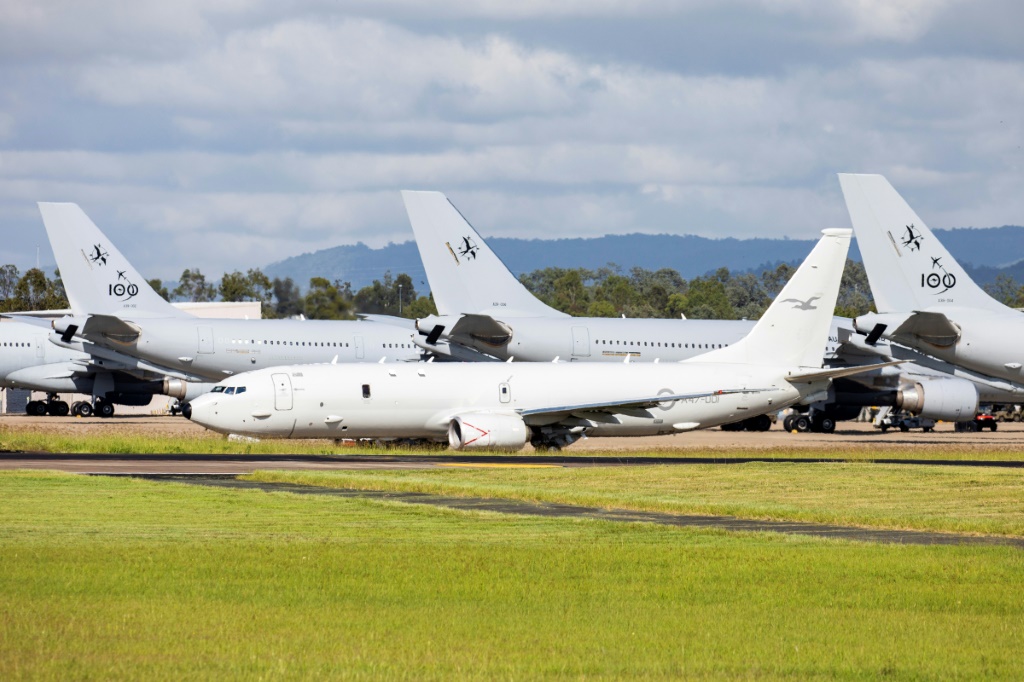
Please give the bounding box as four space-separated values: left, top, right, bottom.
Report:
401 190 1015 431
0 318 210 416
402 190 751 363
183 229 897 449
840 174 1024 387
37 204 422 390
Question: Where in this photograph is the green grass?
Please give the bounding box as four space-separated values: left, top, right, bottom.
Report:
1 471 1023 679
248 463 1024 537
3 423 1024 461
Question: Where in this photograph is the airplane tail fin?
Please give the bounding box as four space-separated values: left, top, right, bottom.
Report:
37 203 189 318
838 173 1007 314
693 229 851 368
401 191 569 318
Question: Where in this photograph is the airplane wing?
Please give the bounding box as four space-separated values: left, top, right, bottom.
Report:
356 314 418 330
0 313 55 329
519 387 770 419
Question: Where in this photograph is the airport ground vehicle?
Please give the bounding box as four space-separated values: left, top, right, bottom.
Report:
992 405 1021 422
954 414 998 432
877 412 936 433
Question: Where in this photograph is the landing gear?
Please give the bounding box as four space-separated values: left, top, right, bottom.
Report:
721 414 773 432
785 410 837 434
96 400 115 418
26 395 70 417
529 427 581 451
813 414 836 434
71 401 94 417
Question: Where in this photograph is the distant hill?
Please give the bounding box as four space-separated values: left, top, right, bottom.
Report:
264 226 1024 293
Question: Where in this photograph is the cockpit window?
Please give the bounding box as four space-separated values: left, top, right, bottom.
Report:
236 386 246 394
225 387 235 394
223 386 247 395
211 386 226 393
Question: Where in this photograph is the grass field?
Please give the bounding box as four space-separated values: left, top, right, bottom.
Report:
1 471 1023 679
4 424 1024 461
248 464 1024 537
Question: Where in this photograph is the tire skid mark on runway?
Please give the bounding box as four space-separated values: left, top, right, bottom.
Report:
137 475 1024 550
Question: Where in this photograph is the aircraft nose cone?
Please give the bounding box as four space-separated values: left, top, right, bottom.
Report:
180 402 192 420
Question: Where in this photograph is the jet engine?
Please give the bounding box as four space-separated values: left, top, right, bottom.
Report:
896 378 978 421
448 413 529 451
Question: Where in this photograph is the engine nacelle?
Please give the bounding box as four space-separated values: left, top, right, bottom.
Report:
448 413 529 451
897 378 978 421
161 378 217 401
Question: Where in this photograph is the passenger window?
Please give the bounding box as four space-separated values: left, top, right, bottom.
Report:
362 384 371 399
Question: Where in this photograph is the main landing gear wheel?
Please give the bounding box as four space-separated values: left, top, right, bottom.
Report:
46 401 70 417
817 415 836 434
96 401 115 418
794 416 811 433
783 415 796 432
26 401 47 416
73 401 94 417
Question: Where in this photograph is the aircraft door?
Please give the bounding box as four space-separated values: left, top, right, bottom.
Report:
354 336 364 359
571 326 590 357
197 326 214 354
34 337 44 359
272 373 293 411
498 382 511 404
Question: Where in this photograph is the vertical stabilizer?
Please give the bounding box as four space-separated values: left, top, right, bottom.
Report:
693 229 851 368
838 173 1008 314
401 191 569 318
37 203 189 318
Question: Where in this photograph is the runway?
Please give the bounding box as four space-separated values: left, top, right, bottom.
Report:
142 475 1024 550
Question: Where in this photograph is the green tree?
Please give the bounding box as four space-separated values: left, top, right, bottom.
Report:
405 294 438 319
680 277 735 320
353 272 417 317
172 269 216 302
835 260 875 318
271 277 305 319
0 264 20 302
219 268 274 308
983 273 1023 307
304 277 352 320
8 268 67 310
147 279 170 301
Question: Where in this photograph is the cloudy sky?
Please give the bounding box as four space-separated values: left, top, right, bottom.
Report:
1 0 1022 279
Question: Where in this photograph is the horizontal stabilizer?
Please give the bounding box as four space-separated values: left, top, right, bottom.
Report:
786 361 904 384
892 311 961 347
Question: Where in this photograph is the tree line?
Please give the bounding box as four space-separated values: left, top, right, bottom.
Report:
3 259 1023 320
